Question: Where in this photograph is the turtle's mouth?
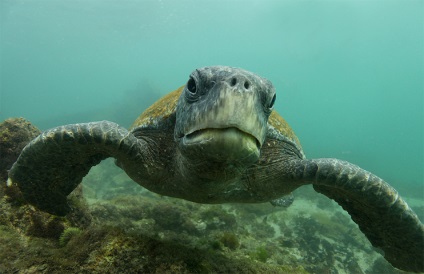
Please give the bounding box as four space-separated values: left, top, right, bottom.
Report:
181 127 261 163
184 127 261 149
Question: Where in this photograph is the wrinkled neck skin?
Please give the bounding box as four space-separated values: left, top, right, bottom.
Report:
174 147 249 196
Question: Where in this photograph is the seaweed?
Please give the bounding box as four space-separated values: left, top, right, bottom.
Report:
219 232 240 250
59 227 82 246
250 246 271 263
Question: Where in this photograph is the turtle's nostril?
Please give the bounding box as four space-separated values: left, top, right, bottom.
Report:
244 81 250 89
230 78 237 87
228 76 250 91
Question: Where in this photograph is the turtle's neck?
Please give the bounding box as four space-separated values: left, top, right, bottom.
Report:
174 148 248 193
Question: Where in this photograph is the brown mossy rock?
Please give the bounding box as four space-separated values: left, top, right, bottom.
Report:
0 117 41 204
0 117 40 182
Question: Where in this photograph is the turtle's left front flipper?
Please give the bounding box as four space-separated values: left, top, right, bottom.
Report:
8 121 143 216
290 158 423 273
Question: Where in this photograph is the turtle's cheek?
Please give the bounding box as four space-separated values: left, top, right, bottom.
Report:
181 128 261 164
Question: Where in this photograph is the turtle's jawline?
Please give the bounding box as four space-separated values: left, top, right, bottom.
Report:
185 127 261 149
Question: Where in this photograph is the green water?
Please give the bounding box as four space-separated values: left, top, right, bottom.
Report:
1 0 423 198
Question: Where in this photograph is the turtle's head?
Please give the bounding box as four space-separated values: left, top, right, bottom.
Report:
175 66 276 166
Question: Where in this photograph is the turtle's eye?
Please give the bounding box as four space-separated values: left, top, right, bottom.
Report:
268 94 276 109
187 77 197 94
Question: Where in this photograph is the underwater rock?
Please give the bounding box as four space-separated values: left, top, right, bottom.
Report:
199 207 238 230
219 231 240 250
0 118 40 180
0 117 40 201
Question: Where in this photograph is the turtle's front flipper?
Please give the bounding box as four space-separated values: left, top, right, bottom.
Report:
8 121 142 216
291 158 423 273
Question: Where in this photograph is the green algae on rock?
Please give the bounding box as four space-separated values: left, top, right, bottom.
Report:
59 227 82 246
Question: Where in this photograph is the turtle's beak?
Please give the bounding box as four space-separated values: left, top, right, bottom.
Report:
185 127 261 150
182 127 261 163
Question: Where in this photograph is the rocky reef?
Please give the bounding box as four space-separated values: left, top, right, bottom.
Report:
0 118 414 273
0 118 40 190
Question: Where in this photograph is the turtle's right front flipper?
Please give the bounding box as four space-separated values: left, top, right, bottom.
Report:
290 158 424 272
8 121 143 216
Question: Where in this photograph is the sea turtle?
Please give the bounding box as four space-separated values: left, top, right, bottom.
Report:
7 66 423 272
